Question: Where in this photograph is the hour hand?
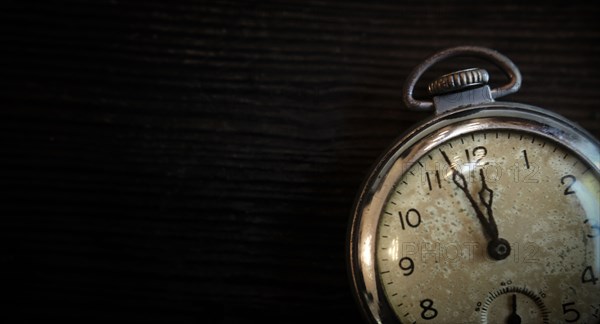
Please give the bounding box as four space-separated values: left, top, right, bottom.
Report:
478 168 497 238
478 167 511 260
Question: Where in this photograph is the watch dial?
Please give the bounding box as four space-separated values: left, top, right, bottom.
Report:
376 130 600 323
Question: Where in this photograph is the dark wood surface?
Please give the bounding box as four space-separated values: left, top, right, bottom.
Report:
3 1 599 323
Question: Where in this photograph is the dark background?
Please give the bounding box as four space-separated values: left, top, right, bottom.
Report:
3 1 599 323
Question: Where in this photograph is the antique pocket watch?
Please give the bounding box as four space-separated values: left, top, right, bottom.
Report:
347 46 600 323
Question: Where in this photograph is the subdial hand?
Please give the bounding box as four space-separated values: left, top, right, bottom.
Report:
441 150 511 260
506 294 522 324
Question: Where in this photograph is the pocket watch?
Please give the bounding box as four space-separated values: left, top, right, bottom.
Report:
347 46 600 323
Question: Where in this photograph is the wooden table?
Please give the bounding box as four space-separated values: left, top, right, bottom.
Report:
3 1 599 322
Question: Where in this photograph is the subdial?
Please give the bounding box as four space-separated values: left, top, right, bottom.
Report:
480 286 549 324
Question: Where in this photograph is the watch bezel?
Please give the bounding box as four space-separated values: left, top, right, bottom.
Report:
347 102 600 324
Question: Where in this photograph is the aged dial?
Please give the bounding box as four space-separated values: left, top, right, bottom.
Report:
376 130 600 323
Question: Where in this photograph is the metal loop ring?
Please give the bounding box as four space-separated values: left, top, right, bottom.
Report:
402 46 522 111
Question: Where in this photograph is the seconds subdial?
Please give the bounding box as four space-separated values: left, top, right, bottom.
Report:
480 286 549 324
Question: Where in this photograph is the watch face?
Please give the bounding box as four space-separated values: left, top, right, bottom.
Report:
375 129 600 323
349 104 600 324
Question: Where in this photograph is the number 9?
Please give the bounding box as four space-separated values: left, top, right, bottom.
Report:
399 257 414 276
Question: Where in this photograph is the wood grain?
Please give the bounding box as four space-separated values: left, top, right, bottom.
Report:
2 1 599 323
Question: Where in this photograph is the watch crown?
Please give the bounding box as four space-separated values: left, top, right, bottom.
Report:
428 68 489 95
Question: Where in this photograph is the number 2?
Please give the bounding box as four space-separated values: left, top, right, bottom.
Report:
561 175 576 195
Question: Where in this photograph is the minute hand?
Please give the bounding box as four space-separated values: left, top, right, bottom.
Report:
441 151 497 240
441 150 510 260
